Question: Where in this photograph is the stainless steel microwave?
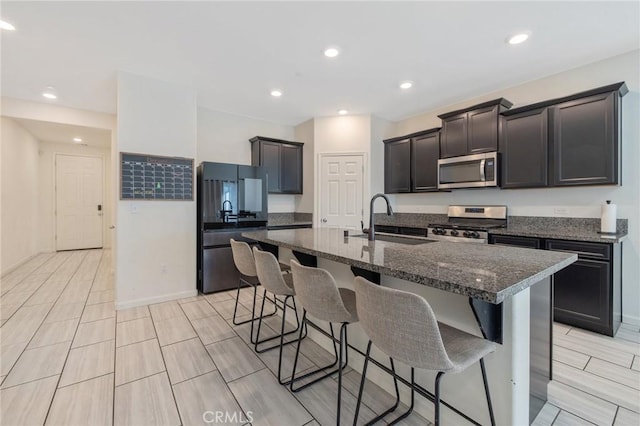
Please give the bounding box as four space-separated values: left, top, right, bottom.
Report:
437 152 499 189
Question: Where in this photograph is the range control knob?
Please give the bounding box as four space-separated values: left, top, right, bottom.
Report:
432 228 444 235
463 231 470 238
469 231 480 239
450 230 459 237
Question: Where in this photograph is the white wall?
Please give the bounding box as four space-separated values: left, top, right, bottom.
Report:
196 106 300 213
294 118 314 213
1 117 40 274
37 141 112 252
391 50 640 324
116 72 197 308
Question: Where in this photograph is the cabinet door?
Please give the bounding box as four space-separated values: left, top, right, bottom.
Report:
440 113 468 158
553 258 611 334
500 108 548 188
280 143 303 194
411 133 439 192
260 141 281 193
550 92 618 186
384 139 411 193
468 105 499 154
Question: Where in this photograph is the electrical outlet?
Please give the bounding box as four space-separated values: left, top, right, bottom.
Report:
554 207 569 215
160 264 167 273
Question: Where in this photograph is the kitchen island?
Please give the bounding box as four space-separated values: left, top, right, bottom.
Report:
243 228 577 425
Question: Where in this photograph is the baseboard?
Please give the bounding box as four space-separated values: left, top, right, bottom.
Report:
1 251 42 277
622 314 640 326
115 289 198 310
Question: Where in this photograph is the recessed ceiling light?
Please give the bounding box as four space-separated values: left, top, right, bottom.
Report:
507 32 530 45
0 20 15 31
270 89 282 97
400 81 413 90
338 109 348 116
324 47 340 58
42 86 57 100
73 137 83 143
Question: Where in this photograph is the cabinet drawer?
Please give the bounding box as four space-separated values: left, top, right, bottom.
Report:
545 239 611 261
489 234 541 249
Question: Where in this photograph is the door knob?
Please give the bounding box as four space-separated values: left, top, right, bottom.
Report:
322 218 327 223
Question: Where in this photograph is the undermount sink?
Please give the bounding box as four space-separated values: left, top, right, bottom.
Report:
351 234 436 245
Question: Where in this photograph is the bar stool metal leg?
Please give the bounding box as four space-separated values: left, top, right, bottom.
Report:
290 310 346 392
434 371 445 426
354 342 409 426
480 358 496 426
336 322 348 426
232 278 278 345
254 289 304 354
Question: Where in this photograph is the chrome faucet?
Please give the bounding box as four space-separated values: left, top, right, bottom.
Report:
222 199 233 211
368 193 394 241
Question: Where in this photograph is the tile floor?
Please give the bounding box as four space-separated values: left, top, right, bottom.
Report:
0 249 638 425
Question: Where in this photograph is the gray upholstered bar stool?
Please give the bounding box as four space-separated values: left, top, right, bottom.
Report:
353 276 497 426
229 239 278 341
289 259 359 426
252 247 304 384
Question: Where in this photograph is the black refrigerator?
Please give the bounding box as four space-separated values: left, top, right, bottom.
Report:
197 162 268 294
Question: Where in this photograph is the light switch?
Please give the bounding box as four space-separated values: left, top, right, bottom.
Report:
130 204 139 214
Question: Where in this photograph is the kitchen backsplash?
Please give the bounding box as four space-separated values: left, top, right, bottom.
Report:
268 212 313 225
374 212 628 235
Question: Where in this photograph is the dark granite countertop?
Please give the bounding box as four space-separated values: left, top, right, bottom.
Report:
242 228 576 304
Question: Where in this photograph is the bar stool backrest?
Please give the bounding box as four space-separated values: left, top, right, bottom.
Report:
253 247 294 296
290 260 353 323
354 276 454 372
230 239 257 278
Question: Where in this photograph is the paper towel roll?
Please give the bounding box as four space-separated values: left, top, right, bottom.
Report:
601 201 617 234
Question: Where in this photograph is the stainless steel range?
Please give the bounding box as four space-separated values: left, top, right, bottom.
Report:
427 205 507 243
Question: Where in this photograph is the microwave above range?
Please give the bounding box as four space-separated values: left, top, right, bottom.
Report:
438 152 498 190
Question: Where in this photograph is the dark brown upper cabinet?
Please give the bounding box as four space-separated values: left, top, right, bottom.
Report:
438 98 513 158
384 137 411 193
384 128 441 194
550 90 623 186
250 136 303 194
412 131 440 192
500 107 549 188
499 82 627 189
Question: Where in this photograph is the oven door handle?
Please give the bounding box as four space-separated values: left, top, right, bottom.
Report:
479 159 486 182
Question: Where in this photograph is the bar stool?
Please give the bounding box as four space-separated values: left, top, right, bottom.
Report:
252 247 305 384
353 276 497 426
289 260 359 426
229 239 278 341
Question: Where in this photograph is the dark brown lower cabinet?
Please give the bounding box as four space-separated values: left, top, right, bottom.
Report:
545 240 621 336
490 235 622 337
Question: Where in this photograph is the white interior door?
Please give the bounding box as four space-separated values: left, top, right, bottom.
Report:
56 154 103 250
319 154 364 230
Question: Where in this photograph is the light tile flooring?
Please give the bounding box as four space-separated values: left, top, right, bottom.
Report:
533 322 640 426
0 249 424 425
1 249 638 425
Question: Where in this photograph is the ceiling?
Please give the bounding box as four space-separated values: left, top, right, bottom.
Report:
12 118 112 147
1 1 638 126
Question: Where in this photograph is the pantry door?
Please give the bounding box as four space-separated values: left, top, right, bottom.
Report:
319 154 364 230
55 154 104 250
